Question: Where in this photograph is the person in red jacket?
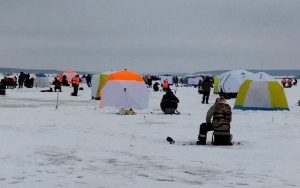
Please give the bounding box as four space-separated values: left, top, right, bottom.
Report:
162 79 169 91
287 78 293 88
71 75 81 96
281 78 287 88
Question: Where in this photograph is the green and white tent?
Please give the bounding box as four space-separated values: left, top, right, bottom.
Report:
91 71 115 100
213 76 220 94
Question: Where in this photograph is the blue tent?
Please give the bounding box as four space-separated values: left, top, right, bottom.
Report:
36 73 47 77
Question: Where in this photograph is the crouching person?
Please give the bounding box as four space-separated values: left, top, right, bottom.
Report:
197 96 232 145
52 77 62 92
160 88 180 114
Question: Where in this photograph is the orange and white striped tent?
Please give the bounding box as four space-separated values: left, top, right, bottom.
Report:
58 70 78 83
101 69 149 109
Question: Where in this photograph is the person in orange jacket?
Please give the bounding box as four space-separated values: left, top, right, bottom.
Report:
162 79 169 91
71 75 81 96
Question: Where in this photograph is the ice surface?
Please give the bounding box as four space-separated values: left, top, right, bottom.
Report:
0 84 299 187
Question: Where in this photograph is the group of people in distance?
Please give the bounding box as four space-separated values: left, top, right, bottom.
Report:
51 75 81 96
1 72 34 89
50 74 92 96
281 78 297 88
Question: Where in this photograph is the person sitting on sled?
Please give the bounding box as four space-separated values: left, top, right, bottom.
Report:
197 96 232 145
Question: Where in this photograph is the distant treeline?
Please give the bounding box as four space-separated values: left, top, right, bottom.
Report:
0 67 85 75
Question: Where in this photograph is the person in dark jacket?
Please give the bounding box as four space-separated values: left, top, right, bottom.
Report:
173 76 179 87
160 88 179 114
61 75 69 86
201 76 213 104
0 77 7 95
197 97 232 145
153 82 160 92
86 74 92 87
52 77 62 92
18 72 25 88
24 74 34 88
197 78 203 94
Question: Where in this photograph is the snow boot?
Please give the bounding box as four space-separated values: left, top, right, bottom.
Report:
196 136 206 145
166 137 175 144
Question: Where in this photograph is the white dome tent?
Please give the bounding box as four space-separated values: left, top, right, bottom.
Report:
219 70 254 99
248 72 275 81
160 74 173 85
34 73 51 88
101 70 149 110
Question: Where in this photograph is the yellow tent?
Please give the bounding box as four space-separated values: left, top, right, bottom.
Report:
91 71 115 100
213 76 220 94
234 80 289 111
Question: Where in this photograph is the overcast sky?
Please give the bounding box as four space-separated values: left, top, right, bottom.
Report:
0 0 300 73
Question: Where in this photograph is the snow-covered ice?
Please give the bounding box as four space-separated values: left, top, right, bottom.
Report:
1 84 300 187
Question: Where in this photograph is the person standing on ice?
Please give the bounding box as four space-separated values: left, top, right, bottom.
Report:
71 75 80 96
162 79 169 91
197 96 232 145
200 76 213 104
86 74 92 87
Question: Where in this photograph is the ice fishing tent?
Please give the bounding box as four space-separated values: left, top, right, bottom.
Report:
91 73 101 99
234 76 289 111
181 75 192 85
213 76 221 94
219 70 254 99
160 74 173 85
47 74 57 83
248 72 275 81
101 69 149 109
34 73 51 88
91 71 115 100
187 76 202 87
58 70 77 83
